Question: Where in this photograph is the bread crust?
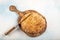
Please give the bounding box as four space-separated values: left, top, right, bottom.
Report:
18 10 47 37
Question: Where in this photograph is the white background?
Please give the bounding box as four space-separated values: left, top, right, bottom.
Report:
0 0 60 40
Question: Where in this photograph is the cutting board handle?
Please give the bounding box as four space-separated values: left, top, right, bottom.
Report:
9 5 24 17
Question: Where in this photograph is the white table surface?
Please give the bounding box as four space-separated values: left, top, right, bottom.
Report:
0 0 60 40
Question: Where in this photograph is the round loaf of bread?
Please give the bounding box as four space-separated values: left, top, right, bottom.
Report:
18 10 47 37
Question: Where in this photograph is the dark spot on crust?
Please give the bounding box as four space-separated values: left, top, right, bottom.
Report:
18 24 21 28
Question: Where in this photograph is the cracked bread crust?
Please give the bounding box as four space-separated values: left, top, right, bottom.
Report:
19 10 47 37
